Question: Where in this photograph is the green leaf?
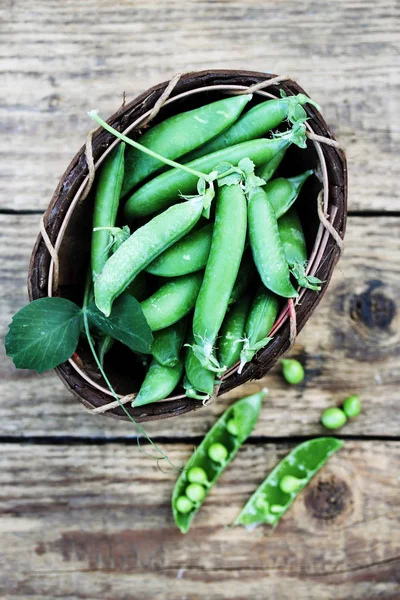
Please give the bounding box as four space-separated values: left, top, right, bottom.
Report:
86 293 153 354
5 297 82 373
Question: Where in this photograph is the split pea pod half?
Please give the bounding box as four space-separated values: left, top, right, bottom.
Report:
234 438 343 528
192 184 247 372
133 357 184 407
239 286 280 373
151 318 187 367
248 187 298 298
184 334 215 400
218 292 252 370
94 197 205 316
124 126 306 220
141 272 203 331
278 208 323 291
184 93 316 160
265 170 313 219
91 142 125 280
172 390 265 533
121 94 252 197
146 223 213 277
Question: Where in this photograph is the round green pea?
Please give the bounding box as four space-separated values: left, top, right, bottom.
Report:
226 419 239 437
255 496 269 513
281 358 304 384
343 394 361 418
185 483 206 504
270 504 285 514
321 407 347 430
187 466 209 485
175 495 194 514
207 442 229 465
279 474 304 494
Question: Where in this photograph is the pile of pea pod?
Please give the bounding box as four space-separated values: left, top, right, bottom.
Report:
90 91 323 406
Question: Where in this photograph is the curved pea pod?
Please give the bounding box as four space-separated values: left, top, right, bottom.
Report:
248 187 298 298
218 292 252 370
184 94 314 160
97 334 115 368
91 142 125 280
278 208 323 291
192 184 247 372
184 340 215 400
239 286 280 374
172 390 265 533
151 318 187 367
234 437 343 528
132 357 184 407
94 197 205 316
141 272 203 331
124 126 306 219
121 94 252 197
265 170 313 219
229 250 257 305
255 147 287 184
146 224 213 277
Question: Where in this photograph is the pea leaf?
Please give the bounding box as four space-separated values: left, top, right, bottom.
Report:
86 293 153 354
5 297 82 373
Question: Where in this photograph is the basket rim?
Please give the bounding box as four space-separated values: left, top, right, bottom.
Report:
28 69 348 422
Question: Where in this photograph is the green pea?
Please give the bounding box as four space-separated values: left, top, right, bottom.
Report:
255 496 269 512
281 358 304 384
95 196 205 316
279 474 305 494
141 272 203 331
185 483 206 504
321 407 347 430
91 142 125 280
343 394 361 418
248 187 298 298
175 496 194 514
207 442 229 465
187 467 209 485
226 419 239 437
270 504 285 514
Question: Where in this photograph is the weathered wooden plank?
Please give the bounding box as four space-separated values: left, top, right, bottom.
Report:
1 213 399 438
0 441 398 599
1 0 399 211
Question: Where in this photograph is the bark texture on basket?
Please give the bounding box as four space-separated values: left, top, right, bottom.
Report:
28 69 347 422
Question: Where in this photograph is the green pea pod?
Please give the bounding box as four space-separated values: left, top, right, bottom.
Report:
184 94 315 160
256 147 287 184
94 197 206 316
218 292 252 370
91 142 125 280
248 187 298 298
265 170 313 219
146 223 213 277
172 390 265 533
124 126 306 219
239 286 280 374
151 318 187 367
184 340 215 399
234 437 343 528
278 208 323 292
141 272 203 331
133 357 184 407
192 184 247 372
229 250 257 305
121 94 252 197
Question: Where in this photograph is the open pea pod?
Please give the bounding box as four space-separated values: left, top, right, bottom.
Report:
172 390 265 533
234 437 343 528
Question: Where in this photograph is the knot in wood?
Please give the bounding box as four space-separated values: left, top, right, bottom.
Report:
350 280 396 330
304 474 352 521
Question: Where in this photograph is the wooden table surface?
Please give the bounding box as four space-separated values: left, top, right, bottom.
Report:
1 1 399 598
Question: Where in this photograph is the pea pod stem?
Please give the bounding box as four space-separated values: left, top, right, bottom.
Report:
88 110 212 183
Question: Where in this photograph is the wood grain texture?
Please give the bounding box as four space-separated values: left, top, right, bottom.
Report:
1 0 399 212
0 441 399 599
1 213 399 438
